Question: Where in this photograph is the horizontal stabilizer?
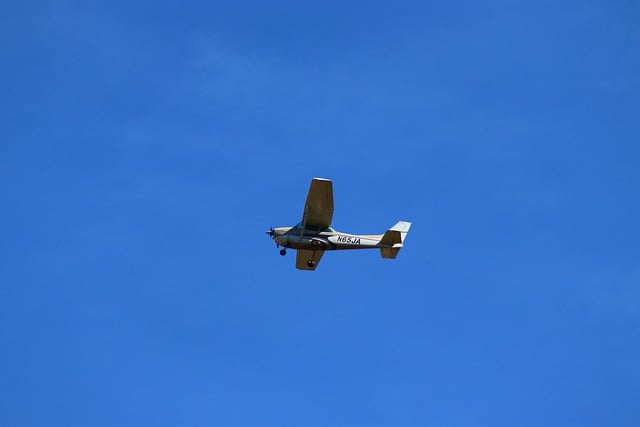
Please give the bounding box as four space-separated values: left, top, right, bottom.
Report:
380 247 402 259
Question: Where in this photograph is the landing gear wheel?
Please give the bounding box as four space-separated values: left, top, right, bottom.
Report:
307 260 316 268
279 249 287 256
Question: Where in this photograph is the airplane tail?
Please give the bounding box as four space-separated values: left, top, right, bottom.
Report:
379 221 412 259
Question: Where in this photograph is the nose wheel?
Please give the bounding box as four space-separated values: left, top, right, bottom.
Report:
279 249 287 256
307 260 316 268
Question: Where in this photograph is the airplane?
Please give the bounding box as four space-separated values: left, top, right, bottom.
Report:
266 177 412 270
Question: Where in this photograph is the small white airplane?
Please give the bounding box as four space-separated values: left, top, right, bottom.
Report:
266 178 412 270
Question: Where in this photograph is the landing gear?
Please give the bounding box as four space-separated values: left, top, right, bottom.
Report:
279 249 287 256
307 260 316 268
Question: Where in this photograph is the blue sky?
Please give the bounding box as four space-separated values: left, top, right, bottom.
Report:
1 1 639 425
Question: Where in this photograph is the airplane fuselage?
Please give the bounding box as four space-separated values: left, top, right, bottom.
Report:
272 227 383 251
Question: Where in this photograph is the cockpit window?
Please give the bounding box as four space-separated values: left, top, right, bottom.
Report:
294 222 334 233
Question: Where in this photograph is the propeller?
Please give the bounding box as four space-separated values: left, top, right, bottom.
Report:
266 226 283 249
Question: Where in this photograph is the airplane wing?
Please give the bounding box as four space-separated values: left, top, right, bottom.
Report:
296 249 325 271
302 178 334 229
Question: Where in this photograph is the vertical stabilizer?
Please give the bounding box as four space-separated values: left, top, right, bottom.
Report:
379 221 412 259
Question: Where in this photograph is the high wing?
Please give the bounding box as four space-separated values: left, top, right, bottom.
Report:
302 178 334 229
296 249 325 271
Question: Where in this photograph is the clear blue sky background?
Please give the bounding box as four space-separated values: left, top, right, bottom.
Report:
1 1 639 425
